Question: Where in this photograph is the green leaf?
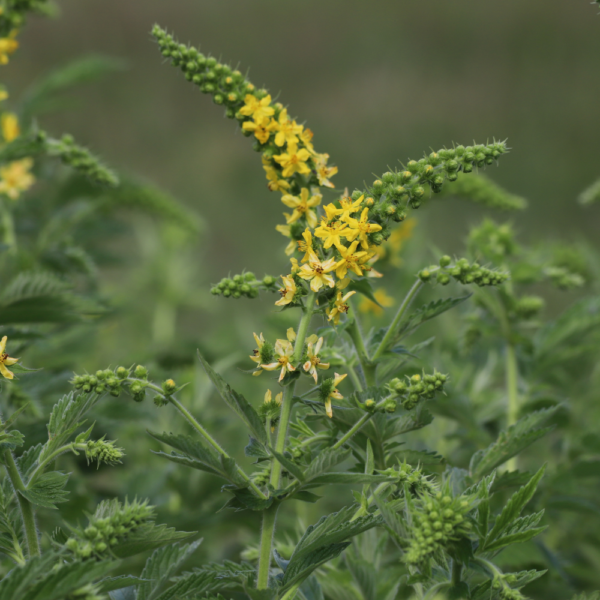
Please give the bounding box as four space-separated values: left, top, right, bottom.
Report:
244 436 271 461
224 487 273 511
302 473 392 489
99 576 146 593
197 351 268 445
484 465 546 548
304 447 351 482
348 279 381 306
395 295 471 341
470 407 557 478
272 450 305 482
137 540 202 600
0 429 24 451
19 471 69 509
482 527 547 552
113 522 195 560
148 430 246 486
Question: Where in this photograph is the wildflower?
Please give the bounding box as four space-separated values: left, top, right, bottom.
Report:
275 275 297 306
300 128 315 154
272 108 303 147
0 336 18 380
334 240 369 279
297 228 314 263
343 207 383 249
239 93 275 124
261 338 296 382
250 332 273 376
242 119 275 144
326 290 356 326
275 224 296 255
314 153 338 188
0 158 35 200
263 156 291 192
314 218 349 249
273 141 311 178
359 288 394 316
303 336 330 383
1 112 19 142
282 188 321 227
0 31 18 65
320 373 347 418
289 257 300 274
264 389 283 406
299 254 336 292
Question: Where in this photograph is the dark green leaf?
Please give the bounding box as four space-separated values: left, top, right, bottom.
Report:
19 471 69 509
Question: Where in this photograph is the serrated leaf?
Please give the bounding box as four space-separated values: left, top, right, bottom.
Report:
99 576 146 593
470 408 558 478
197 351 268 445
224 486 273 511
304 447 351 481
302 473 392 489
113 523 195 559
484 465 546 548
272 450 305 482
137 539 202 600
482 526 547 552
245 436 270 461
20 471 69 509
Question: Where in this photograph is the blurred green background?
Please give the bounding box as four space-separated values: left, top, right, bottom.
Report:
4 1 600 595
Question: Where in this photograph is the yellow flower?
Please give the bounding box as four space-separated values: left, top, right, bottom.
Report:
261 338 296 382
0 336 19 380
0 31 18 65
314 153 338 188
242 118 275 144
334 240 369 279
239 93 275 124
314 218 349 250
343 207 383 249
263 156 291 193
359 288 394 316
290 257 300 274
1 112 19 142
273 142 311 178
326 290 356 326
264 389 283 406
300 128 315 154
324 373 347 418
275 224 296 256
250 332 267 374
275 274 297 306
281 188 321 228
0 158 35 200
297 228 314 263
272 108 303 147
299 254 337 292
303 336 330 383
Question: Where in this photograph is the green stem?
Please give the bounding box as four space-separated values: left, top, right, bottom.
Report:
346 302 375 386
280 583 301 600
332 412 374 450
164 392 268 500
26 443 85 488
346 362 363 392
505 343 519 471
4 450 40 557
372 277 425 362
256 504 278 589
257 291 316 590
451 560 463 586
1 200 16 254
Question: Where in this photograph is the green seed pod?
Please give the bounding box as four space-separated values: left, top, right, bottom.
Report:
439 255 451 267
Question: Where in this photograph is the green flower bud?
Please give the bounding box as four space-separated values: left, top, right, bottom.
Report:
162 379 177 394
439 255 451 267
135 365 148 378
116 366 129 380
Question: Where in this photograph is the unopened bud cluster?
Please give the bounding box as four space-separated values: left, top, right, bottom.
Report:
387 372 448 410
72 365 148 402
545 265 584 290
65 500 153 560
50 134 118 187
419 256 508 287
513 295 545 320
360 396 398 414
380 462 437 497
210 272 278 299
85 437 124 469
405 491 473 565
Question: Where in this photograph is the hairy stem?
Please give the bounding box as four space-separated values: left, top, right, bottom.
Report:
332 412 373 451
346 302 375 386
372 278 425 362
26 443 84 488
257 290 316 590
451 560 463 586
4 450 40 558
505 342 519 470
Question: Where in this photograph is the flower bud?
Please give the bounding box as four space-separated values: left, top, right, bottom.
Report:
116 366 129 380
162 379 177 394
439 255 451 267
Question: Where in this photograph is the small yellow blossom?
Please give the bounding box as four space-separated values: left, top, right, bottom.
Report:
250 332 266 371
314 218 349 250
327 290 356 325
275 275 297 306
300 128 315 154
1 112 19 142
343 207 383 249
299 254 337 292
286 328 297 342
0 336 18 380
297 228 314 263
324 373 347 418
273 142 311 178
242 118 275 144
264 389 283 406
282 187 321 228
334 240 369 279
359 288 394 316
290 257 300 274
314 153 338 188
261 338 296 382
239 93 274 124
272 108 303 147
303 336 330 383
275 224 296 255
0 158 35 200
0 31 18 65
